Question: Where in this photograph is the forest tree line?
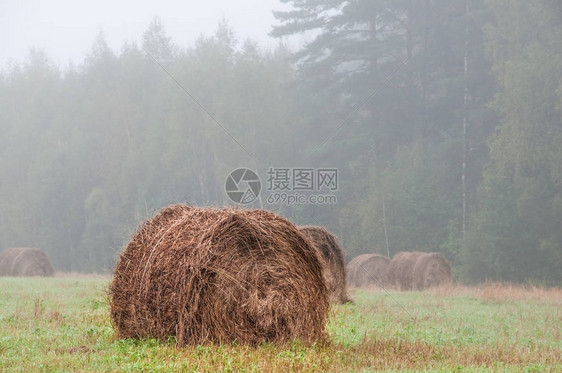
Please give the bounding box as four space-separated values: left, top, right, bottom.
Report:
0 0 561 284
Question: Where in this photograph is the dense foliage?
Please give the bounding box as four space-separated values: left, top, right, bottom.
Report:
0 1 560 283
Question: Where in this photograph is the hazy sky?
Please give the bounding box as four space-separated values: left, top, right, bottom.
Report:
0 0 293 69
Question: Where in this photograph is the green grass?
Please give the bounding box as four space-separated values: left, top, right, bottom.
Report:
0 277 560 372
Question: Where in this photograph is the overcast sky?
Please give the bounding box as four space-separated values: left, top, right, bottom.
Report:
0 0 296 69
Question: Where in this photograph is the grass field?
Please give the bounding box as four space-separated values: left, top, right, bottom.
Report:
0 277 560 372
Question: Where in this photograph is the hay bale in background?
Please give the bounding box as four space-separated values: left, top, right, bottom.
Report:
0 247 55 277
387 251 424 290
412 252 452 290
346 254 390 288
109 204 329 346
298 225 351 303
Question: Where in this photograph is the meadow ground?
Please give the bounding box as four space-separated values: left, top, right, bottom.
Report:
0 276 560 372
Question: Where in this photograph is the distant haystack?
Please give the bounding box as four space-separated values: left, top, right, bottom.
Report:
412 252 452 290
388 251 453 290
0 247 55 277
298 225 352 303
387 251 424 290
347 254 390 288
109 204 329 346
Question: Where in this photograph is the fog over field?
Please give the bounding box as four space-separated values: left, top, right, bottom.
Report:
0 0 289 68
1 0 561 286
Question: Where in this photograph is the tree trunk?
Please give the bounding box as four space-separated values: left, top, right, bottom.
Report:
462 0 470 235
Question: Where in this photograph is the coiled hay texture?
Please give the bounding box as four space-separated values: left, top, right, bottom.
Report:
387 251 424 290
346 254 390 288
109 204 329 346
298 225 352 304
0 247 55 277
412 252 452 290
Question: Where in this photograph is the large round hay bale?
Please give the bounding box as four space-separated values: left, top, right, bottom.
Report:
412 252 452 290
109 204 329 346
297 225 351 304
0 247 55 277
387 251 424 290
346 254 390 288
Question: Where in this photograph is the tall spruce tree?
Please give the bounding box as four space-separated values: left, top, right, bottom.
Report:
272 0 495 261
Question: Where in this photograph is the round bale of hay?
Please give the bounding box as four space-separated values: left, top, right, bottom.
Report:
0 247 55 277
109 204 329 346
297 225 351 304
387 251 424 290
346 254 390 288
412 252 452 290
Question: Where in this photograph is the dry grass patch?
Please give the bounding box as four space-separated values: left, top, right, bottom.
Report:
428 282 562 305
